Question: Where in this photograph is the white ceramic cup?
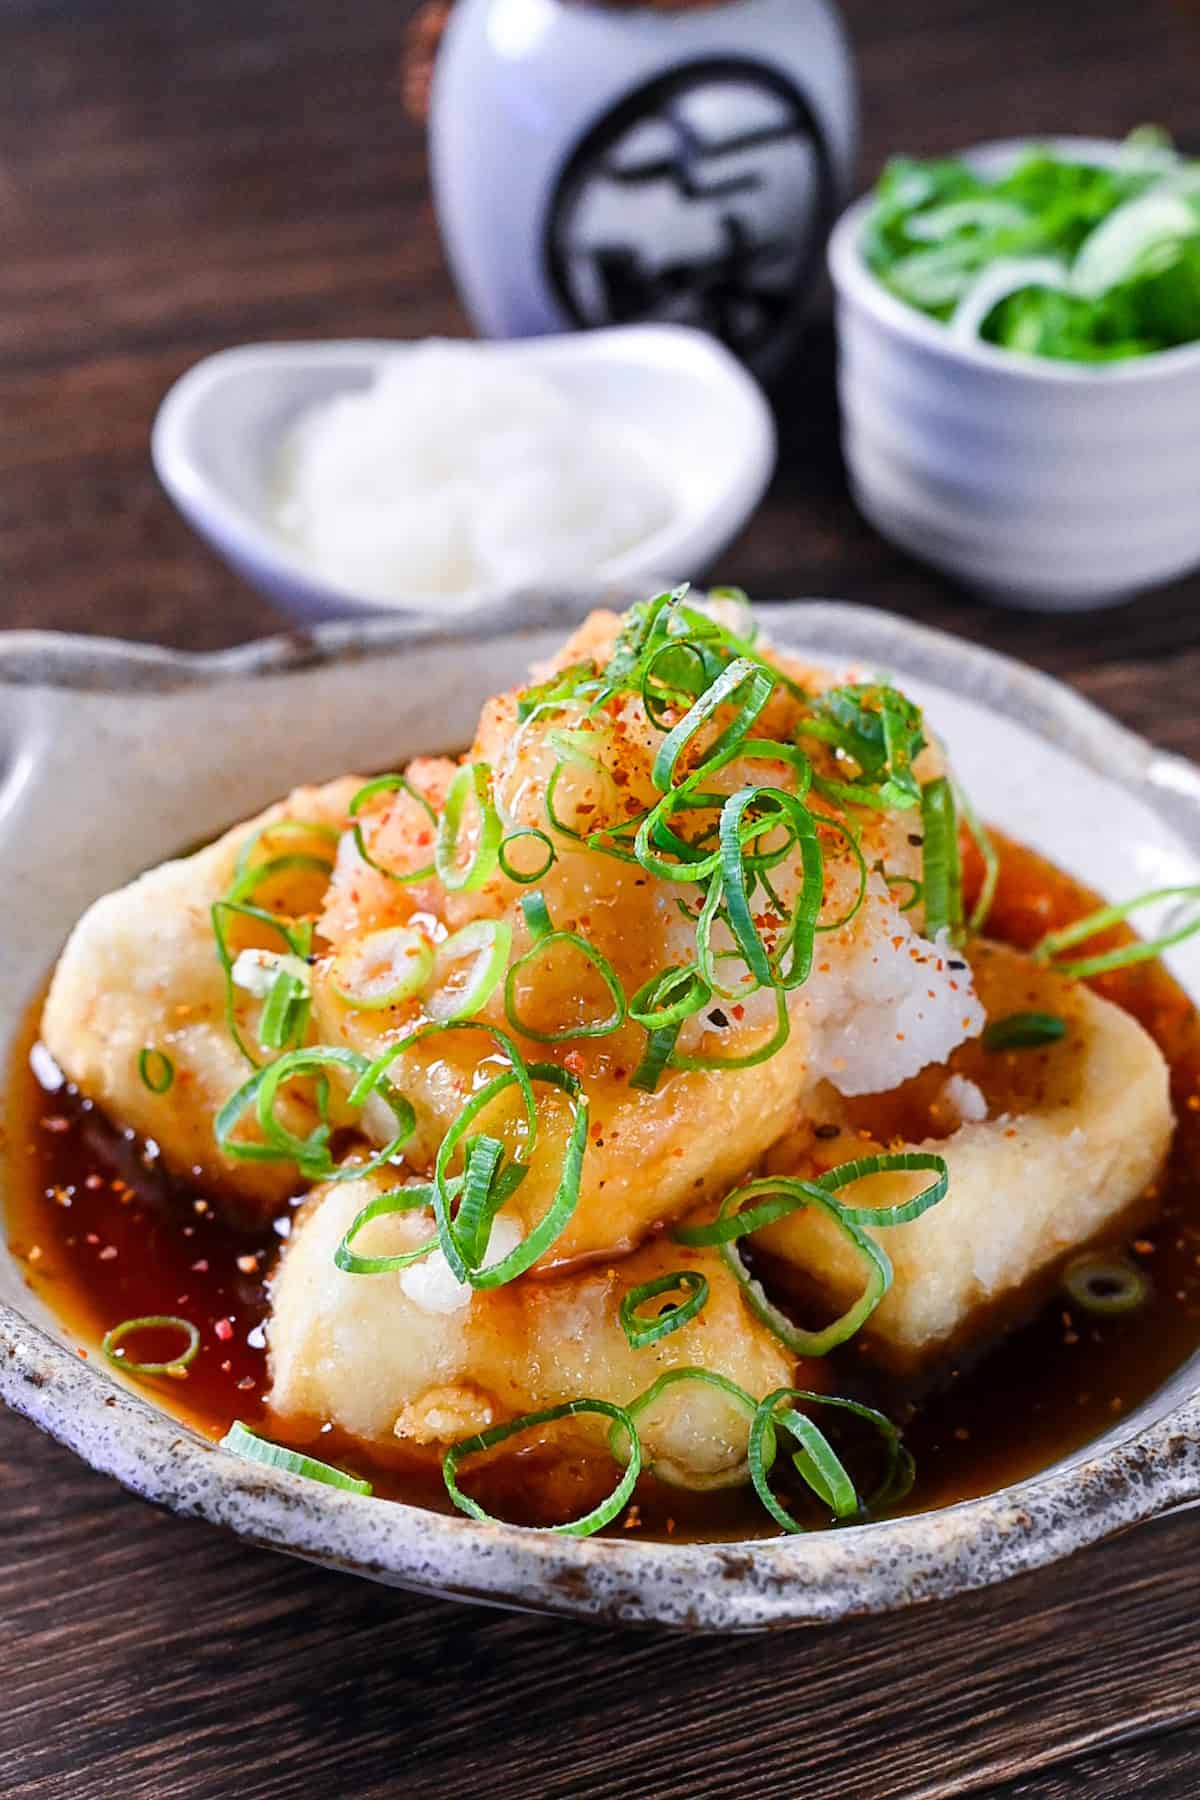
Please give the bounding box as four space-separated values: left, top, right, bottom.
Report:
828 137 1200 611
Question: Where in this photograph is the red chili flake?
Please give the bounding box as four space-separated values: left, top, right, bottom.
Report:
236 1254 260 1275
220 1360 233 1375
98 1246 118 1262
85 1233 100 1246
563 1050 586 1076
731 1004 746 1022
191 1259 210 1274
214 1318 235 1343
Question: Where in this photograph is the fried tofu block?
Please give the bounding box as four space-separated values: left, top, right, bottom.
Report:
309 608 981 1269
267 1172 798 1489
41 779 361 1212
760 942 1174 1372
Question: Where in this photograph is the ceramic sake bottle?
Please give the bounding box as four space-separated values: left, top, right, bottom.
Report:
427 0 857 380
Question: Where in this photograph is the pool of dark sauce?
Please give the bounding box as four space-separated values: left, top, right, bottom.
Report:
7 832 1200 1541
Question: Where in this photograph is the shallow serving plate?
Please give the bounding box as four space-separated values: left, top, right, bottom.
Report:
4 596 1200 1632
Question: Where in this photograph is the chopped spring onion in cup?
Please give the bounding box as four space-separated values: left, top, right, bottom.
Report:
864 130 1200 361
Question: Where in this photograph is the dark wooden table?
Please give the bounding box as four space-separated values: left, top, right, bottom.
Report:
4 3 1200 1794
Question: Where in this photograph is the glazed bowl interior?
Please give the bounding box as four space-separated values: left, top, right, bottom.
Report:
5 596 1200 1631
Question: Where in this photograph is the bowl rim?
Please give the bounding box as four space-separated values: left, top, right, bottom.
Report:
828 132 1200 385
6 596 1200 1632
149 324 777 622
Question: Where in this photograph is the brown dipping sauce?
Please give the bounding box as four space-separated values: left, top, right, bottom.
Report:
6 832 1200 1539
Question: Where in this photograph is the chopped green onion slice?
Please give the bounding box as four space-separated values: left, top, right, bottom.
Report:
349 774 436 884
102 1314 199 1376
328 925 434 1011
607 1366 765 1491
749 1388 912 1531
1063 1253 1149 1316
443 1398 641 1536
334 1184 439 1274
629 1020 681 1094
1034 884 1200 979
651 657 776 791
953 776 999 933
618 1271 709 1349
803 683 926 811
669 988 791 1074
675 1175 892 1356
498 828 556 884
983 1011 1067 1052
211 899 314 1069
232 817 339 883
138 1047 174 1094
223 851 334 910
215 1044 414 1182
437 762 502 892
815 1150 950 1227
921 776 963 941
629 964 711 1032
258 968 310 1051
220 1420 372 1495
428 920 513 1023
504 894 626 1043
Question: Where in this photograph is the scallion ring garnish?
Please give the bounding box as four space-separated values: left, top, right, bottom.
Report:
815 1150 950 1227
231 817 339 883
328 925 434 1011
674 1175 892 1356
953 776 999 933
498 828 556 885
502 891 626 1043
920 775 963 941
215 1045 414 1182
1063 1252 1149 1317
983 1011 1067 1052
349 774 437 884
607 1366 765 1491
334 1184 440 1274
628 964 711 1032
669 988 791 1074
102 1314 200 1377
436 761 503 893
1034 885 1200 980
211 898 314 1068
258 968 310 1052
443 1399 641 1536
651 657 776 791
427 919 513 1023
221 1420 372 1495
138 1047 175 1093
618 1271 709 1349
749 1388 912 1530
223 850 334 911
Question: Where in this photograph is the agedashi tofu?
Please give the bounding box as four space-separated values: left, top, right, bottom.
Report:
762 942 1173 1371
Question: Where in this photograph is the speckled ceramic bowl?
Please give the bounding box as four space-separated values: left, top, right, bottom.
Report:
4 596 1200 1631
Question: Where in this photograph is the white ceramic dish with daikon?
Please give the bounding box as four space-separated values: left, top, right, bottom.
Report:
152 327 777 623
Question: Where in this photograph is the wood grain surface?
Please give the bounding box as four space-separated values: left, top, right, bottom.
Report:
3 2 1200 1794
